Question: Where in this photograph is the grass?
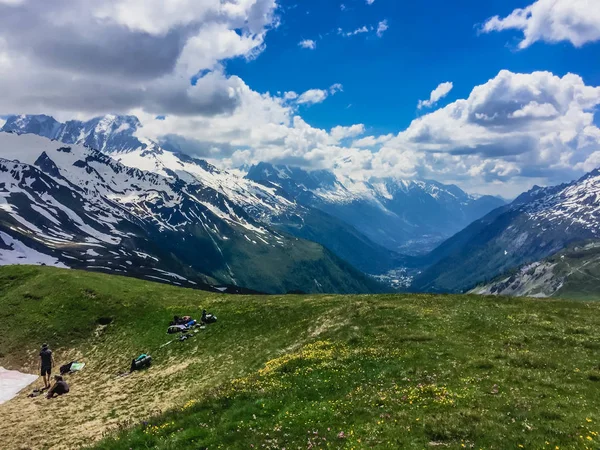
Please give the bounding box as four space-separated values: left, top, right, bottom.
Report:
551 243 600 301
1 266 600 449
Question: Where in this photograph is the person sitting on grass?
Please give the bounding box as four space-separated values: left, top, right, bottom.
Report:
47 375 69 399
39 343 55 390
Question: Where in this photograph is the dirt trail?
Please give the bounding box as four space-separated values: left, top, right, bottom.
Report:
0 304 349 450
0 353 212 450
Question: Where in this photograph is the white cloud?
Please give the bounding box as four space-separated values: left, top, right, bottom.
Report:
578 150 600 173
344 26 370 37
366 0 375 5
298 39 316 49
295 84 343 106
339 20 387 38
376 20 389 37
482 0 600 49
508 101 558 119
0 0 278 118
138 70 600 197
380 70 600 193
0 1 599 197
283 91 299 101
418 82 454 109
93 0 277 36
297 89 329 105
329 83 344 95
352 134 394 147
330 124 365 142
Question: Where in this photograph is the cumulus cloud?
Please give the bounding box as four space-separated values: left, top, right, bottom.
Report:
0 0 278 118
352 134 394 148
1 1 599 197
482 0 600 49
298 39 316 49
296 84 343 105
374 70 600 192
136 70 600 197
297 89 329 105
418 82 454 109
330 124 366 142
283 91 299 101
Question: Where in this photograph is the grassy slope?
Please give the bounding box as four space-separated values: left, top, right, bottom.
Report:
471 242 600 301
1 267 600 450
553 244 600 301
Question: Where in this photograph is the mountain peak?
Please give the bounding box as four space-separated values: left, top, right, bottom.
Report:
2 114 62 139
3 113 148 154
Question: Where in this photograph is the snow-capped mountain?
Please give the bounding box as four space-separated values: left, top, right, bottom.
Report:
117 149 414 274
2 114 149 154
0 131 384 294
1 114 412 275
2 114 502 263
2 115 298 221
246 162 505 254
412 169 600 293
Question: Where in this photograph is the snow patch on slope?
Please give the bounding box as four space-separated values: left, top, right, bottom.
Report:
0 231 67 267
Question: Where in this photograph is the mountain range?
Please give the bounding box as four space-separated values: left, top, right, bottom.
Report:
1 115 409 277
1 115 504 274
412 170 600 293
2 113 599 298
245 162 505 255
0 131 385 294
1 115 505 259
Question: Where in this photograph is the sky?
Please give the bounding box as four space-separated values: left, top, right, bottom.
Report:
0 0 599 196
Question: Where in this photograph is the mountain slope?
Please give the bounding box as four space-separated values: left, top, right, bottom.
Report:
116 149 409 274
412 170 600 293
246 162 505 254
471 241 600 300
3 266 600 450
2 115 409 275
0 131 383 294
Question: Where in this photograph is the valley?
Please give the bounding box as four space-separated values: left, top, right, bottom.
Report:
412 171 600 294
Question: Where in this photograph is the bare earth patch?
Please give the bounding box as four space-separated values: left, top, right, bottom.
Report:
0 352 233 450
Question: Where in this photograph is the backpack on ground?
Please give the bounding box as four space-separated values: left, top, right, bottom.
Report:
130 354 152 372
60 361 74 375
201 310 217 324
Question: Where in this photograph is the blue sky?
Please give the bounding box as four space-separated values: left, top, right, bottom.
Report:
0 0 599 196
228 0 600 134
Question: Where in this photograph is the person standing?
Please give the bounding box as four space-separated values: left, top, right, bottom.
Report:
39 343 54 389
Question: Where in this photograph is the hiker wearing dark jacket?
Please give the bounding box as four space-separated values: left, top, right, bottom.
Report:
39 343 55 389
47 375 69 399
